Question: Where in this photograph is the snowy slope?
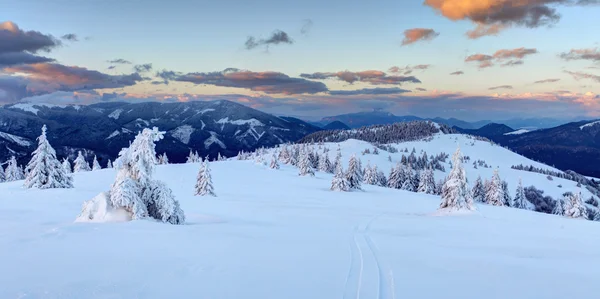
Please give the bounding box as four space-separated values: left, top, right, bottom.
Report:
1 152 599 298
504 129 531 135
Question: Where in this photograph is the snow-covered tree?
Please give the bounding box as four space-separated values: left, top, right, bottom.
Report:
552 196 566 216
318 152 333 173
195 160 216 196
186 150 200 163
471 176 485 202
387 163 403 189
0 163 4 182
439 146 474 211
485 170 505 206
92 155 101 171
104 127 185 224
375 168 387 187
513 178 529 209
73 151 91 172
330 157 349 192
363 162 378 185
24 125 73 189
157 153 169 165
5 156 21 181
564 192 587 219
501 180 512 207
401 165 417 192
269 153 280 169
298 148 315 176
345 154 362 190
62 158 72 174
278 146 291 164
107 159 113 169
417 167 436 194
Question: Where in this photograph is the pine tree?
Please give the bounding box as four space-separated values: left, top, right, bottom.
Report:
485 170 505 206
471 176 485 202
298 148 315 176
330 157 349 192
401 164 417 192
5 156 21 181
195 160 216 196
73 151 91 172
157 153 169 165
186 150 198 163
345 154 362 190
513 178 529 209
106 159 113 169
375 168 387 187
269 153 280 169
363 162 377 185
18 165 25 180
564 192 587 219
417 167 436 194
92 155 101 171
502 180 512 207
278 146 291 164
318 152 332 173
24 125 73 189
552 196 566 216
439 146 474 210
387 163 403 189
62 158 72 174
0 163 4 182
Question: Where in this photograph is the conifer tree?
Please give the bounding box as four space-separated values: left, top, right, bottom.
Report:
5 156 21 181
401 164 417 192
195 160 216 196
363 162 378 185
0 163 4 182
502 180 512 207
24 125 73 189
387 163 403 189
485 170 505 206
62 158 72 174
375 167 387 187
439 146 474 210
330 156 349 192
345 154 362 190
552 196 566 216
471 176 485 202
106 159 113 169
92 155 102 171
73 151 91 172
298 148 315 176
269 153 280 169
18 165 25 180
417 167 436 194
318 152 333 173
564 192 587 219
513 178 529 209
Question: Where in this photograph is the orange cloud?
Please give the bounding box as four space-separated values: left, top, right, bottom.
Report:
401 28 439 46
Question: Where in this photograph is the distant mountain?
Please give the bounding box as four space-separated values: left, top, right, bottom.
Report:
319 111 421 128
323 121 350 130
0 100 320 166
454 123 515 139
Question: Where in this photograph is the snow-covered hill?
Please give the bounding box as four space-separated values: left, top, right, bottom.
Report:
1 133 599 298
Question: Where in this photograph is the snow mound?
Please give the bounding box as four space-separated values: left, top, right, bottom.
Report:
0 131 31 146
580 120 600 130
505 129 530 135
75 192 131 223
170 125 195 144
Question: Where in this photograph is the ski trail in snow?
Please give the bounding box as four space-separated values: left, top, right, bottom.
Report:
343 214 395 299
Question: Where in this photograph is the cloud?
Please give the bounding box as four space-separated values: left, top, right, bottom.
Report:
388 64 431 75
424 0 600 38
107 65 116 70
559 48 600 62
157 68 327 95
3 63 143 95
0 76 29 103
489 85 513 90
415 88 428 92
106 58 131 64
450 71 464 75
133 63 153 73
300 19 313 35
534 78 561 84
465 47 537 68
61 34 78 42
565 70 600 82
328 87 411 95
300 70 421 85
245 30 293 50
0 52 55 67
401 28 439 46
0 21 62 54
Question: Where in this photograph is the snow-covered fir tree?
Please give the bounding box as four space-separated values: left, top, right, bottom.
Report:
106 159 113 169
564 192 587 219
417 167 436 194
485 170 505 206
0 163 4 182
298 148 315 176
401 164 417 192
157 153 169 165
552 196 566 216
106 127 185 224
186 150 200 163
501 180 512 207
269 153 280 169
513 178 529 209
92 155 102 171
73 151 91 172
345 154 362 190
217 152 224 162
439 146 474 211
278 146 291 164
375 167 387 187
24 125 73 189
387 163 403 189
363 162 378 185
5 156 22 181
471 176 485 202
195 160 216 196
62 158 72 174
318 152 333 173
330 156 349 192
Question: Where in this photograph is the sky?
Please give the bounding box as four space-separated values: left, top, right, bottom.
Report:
1 0 599 121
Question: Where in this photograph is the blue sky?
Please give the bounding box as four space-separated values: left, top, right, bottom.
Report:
1 0 599 120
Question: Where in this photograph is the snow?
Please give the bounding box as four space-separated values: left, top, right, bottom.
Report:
1 157 599 298
108 109 123 119
580 120 600 130
199 108 215 114
170 125 195 144
106 130 121 139
505 129 531 135
204 131 226 149
75 192 131 223
216 117 264 127
0 131 31 146
9 103 81 115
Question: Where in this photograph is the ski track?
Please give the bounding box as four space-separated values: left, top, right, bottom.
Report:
343 214 395 299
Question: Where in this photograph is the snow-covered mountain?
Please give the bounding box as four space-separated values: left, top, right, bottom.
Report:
1 131 598 298
0 100 320 166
